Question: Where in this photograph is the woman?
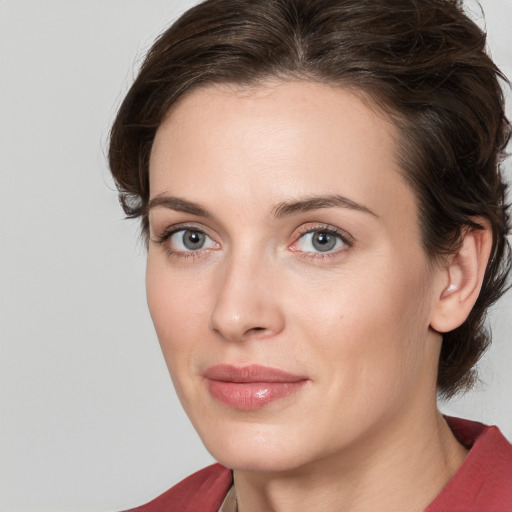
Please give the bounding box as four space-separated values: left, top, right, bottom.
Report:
108 0 512 510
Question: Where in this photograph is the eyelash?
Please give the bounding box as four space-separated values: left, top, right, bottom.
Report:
152 224 217 260
152 223 353 261
290 224 353 261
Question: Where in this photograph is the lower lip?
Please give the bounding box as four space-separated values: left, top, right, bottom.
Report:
207 380 307 410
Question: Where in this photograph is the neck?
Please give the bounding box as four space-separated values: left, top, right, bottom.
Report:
233 406 468 512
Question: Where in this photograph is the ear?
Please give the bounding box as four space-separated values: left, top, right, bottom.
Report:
429 220 493 333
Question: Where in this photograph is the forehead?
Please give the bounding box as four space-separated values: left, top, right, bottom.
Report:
149 80 415 224
152 80 397 163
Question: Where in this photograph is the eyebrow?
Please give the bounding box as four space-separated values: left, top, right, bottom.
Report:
272 194 378 219
147 193 378 219
147 195 213 218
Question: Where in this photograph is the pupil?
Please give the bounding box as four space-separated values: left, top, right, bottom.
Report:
312 232 336 252
183 230 205 250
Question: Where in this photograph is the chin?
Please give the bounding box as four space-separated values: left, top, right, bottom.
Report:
212 447 307 474
196 420 320 473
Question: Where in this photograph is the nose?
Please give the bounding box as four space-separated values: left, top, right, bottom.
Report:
209 249 285 342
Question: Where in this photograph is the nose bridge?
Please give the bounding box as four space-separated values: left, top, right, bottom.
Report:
210 240 284 341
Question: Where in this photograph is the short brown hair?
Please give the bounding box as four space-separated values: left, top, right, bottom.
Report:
108 0 511 398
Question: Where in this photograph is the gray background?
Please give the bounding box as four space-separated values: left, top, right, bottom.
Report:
1 1 510 511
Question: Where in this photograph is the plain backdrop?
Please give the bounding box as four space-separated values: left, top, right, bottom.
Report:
1 1 511 511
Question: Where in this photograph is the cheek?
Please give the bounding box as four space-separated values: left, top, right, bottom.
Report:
146 260 216 415
292 256 434 398
145 255 207 370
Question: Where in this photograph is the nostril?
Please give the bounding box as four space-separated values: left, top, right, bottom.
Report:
244 326 266 337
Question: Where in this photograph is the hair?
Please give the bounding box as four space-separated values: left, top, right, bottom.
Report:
108 0 511 398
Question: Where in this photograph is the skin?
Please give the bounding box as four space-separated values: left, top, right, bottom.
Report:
146 81 479 512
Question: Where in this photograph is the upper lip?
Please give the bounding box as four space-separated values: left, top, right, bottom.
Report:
203 364 308 383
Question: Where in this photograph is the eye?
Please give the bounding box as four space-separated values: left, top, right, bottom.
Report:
168 229 217 252
294 229 349 254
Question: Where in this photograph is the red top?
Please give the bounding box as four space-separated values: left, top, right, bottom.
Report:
123 417 512 512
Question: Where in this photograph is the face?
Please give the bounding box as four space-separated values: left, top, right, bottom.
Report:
146 81 443 473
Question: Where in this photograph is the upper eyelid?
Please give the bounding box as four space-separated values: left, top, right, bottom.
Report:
152 222 212 241
293 223 353 244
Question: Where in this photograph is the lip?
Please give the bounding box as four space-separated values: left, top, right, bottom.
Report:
204 364 309 410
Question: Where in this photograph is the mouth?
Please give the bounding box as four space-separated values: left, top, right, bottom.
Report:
203 364 309 410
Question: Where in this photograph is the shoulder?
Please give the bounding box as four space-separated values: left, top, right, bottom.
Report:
426 416 512 511
121 463 232 512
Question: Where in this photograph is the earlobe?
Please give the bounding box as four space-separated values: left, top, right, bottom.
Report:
430 221 493 333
